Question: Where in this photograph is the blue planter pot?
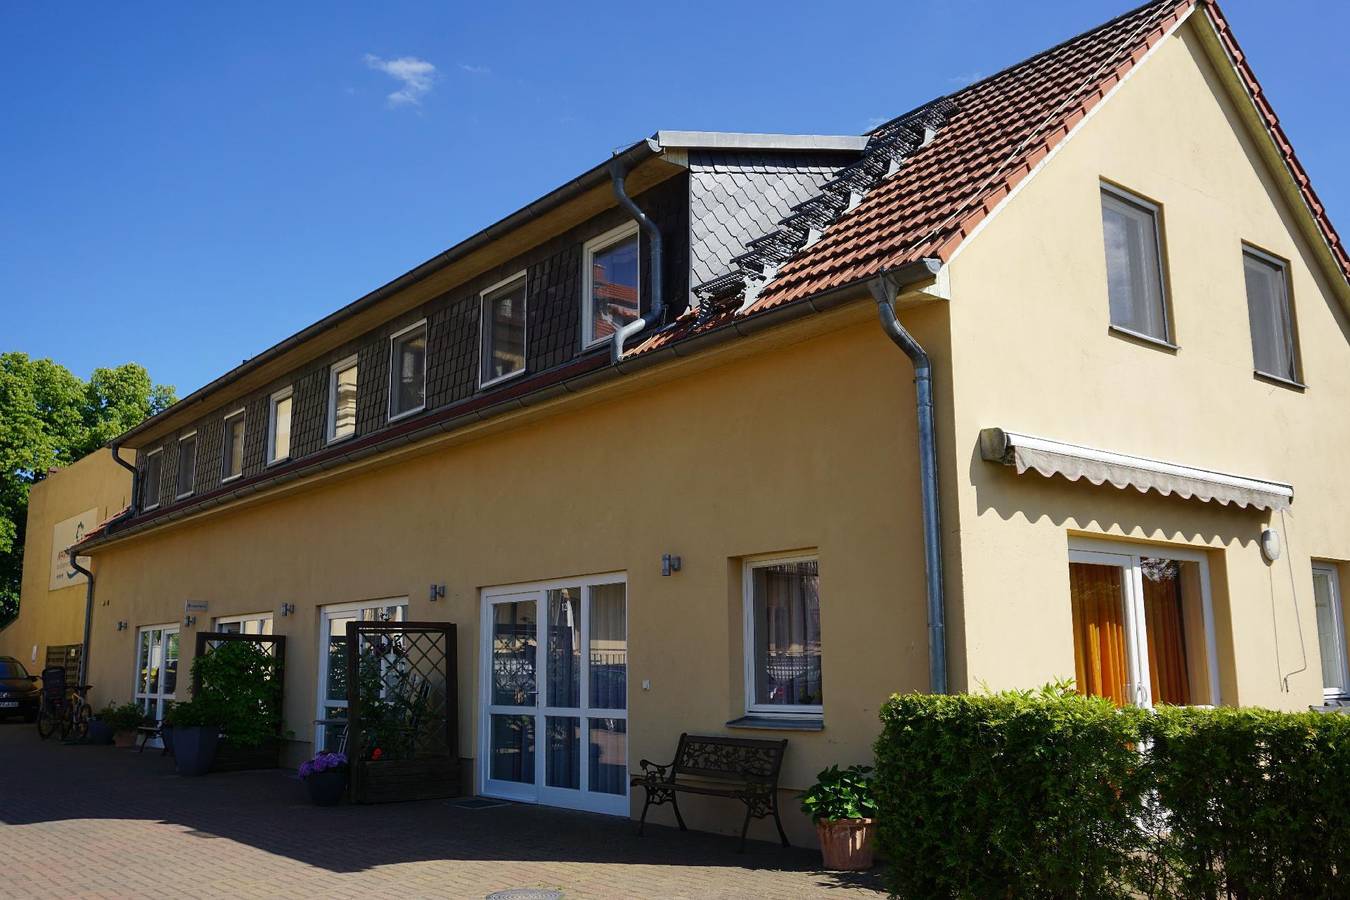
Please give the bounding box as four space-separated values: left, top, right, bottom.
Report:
87 719 114 745
172 726 219 776
305 768 348 806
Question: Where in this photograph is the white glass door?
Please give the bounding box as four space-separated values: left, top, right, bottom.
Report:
315 599 406 752
133 624 180 728
481 575 628 815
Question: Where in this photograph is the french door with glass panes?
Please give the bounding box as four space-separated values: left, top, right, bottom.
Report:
315 599 406 752
133 624 179 727
481 574 628 815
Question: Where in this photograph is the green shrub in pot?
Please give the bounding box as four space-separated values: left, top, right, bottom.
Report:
801 765 878 871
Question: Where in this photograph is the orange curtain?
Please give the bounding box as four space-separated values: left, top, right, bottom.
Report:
1069 563 1129 705
1143 574 1191 705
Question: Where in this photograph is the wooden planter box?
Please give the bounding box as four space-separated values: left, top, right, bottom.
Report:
210 735 282 773
352 756 461 804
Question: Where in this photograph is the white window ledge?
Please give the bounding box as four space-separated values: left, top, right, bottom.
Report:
726 715 824 732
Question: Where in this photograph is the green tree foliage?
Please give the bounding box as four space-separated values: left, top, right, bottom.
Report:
0 352 175 626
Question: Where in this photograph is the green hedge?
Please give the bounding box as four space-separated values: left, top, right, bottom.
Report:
874 685 1350 899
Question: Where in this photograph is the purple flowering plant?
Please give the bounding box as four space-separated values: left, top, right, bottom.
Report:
299 751 348 779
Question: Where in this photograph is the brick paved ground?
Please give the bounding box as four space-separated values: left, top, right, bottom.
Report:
0 724 887 899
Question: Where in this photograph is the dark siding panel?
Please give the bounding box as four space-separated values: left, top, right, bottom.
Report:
194 418 223 493
291 365 328 458
243 396 270 477
530 244 583 372
427 295 480 408
357 337 389 434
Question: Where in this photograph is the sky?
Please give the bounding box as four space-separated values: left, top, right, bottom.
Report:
1 1 1345 397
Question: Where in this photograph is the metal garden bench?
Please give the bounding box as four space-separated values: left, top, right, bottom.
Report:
631 732 789 851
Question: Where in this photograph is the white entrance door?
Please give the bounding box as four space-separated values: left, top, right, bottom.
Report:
315 598 407 752
133 624 180 725
481 574 628 815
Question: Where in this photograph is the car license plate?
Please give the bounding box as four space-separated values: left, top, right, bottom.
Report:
0 701 18 708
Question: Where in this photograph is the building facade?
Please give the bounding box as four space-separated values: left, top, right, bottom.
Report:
5 0 1348 845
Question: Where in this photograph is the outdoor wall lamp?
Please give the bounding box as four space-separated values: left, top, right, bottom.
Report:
115 620 128 632
280 602 296 617
183 614 197 628
1261 528 1282 563
429 584 446 602
661 554 682 577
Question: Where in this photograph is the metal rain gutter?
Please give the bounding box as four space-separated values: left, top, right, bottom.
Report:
81 261 943 555
607 154 665 363
868 268 948 694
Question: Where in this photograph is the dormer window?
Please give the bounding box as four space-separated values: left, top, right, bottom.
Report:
142 448 163 511
267 387 293 465
480 272 527 387
328 355 359 443
389 321 427 420
582 223 640 348
175 431 197 499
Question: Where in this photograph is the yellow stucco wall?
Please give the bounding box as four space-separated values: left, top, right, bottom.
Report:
79 305 945 844
0 449 134 669
943 20 1346 710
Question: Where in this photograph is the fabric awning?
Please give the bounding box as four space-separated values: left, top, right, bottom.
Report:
979 428 1293 511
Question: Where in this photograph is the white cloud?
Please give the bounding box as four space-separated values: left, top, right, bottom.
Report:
363 54 437 107
458 63 490 75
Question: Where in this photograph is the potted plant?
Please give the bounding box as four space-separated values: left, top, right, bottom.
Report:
191 642 283 771
159 701 176 756
801 764 879 871
167 697 222 776
299 751 349 806
97 702 146 748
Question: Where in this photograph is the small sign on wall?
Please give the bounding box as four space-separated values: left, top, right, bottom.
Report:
185 601 209 614
50 508 99 591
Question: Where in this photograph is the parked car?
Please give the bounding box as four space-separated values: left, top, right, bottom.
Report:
0 657 41 722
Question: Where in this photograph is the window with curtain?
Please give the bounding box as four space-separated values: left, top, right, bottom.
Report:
268 388 292 464
221 410 245 480
1068 547 1213 708
746 556 822 714
1313 565 1347 699
1243 249 1300 382
328 357 358 442
1101 186 1170 342
389 322 427 418
142 449 162 510
175 433 197 498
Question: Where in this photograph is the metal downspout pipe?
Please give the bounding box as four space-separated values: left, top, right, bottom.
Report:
868 271 948 694
66 556 95 690
607 155 664 364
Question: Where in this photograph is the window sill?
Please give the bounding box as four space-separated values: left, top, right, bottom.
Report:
326 431 356 446
726 715 824 732
479 368 527 390
388 404 425 424
175 492 194 501
1253 370 1306 392
1108 324 1178 353
265 456 290 468
221 473 243 484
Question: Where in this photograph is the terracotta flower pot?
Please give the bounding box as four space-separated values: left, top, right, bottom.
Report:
816 818 876 871
112 729 138 749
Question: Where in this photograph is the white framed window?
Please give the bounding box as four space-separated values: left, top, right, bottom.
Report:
479 272 528 387
142 448 163 511
175 431 198 500
327 355 359 443
315 597 408 752
221 409 246 482
743 553 823 718
1067 538 1220 708
1100 184 1171 344
388 320 427 421
267 387 293 465
1243 246 1301 384
214 612 274 635
582 222 640 349
1313 564 1347 701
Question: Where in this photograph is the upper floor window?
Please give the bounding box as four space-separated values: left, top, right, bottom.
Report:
1313 564 1347 701
267 387 293 465
582 222 640 348
175 431 197 499
389 321 427 420
1243 247 1301 384
221 409 245 481
480 272 527 387
744 554 823 718
142 448 163 511
1100 185 1170 344
328 355 359 443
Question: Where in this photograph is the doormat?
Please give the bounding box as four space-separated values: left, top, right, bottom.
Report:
447 797 511 810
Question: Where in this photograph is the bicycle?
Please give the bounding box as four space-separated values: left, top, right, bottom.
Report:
36 666 92 742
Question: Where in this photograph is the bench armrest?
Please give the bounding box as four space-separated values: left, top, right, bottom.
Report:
635 758 674 782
